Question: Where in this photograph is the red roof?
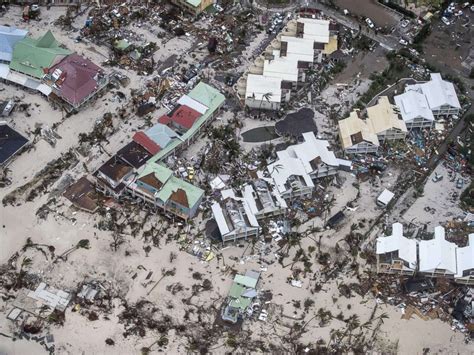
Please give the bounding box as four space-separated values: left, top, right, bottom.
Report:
133 131 161 155
161 104 201 130
49 53 104 107
158 115 172 125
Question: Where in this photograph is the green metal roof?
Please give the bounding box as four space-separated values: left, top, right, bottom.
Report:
229 282 245 298
233 274 258 288
9 30 71 79
186 0 201 7
138 162 172 182
151 82 225 161
114 39 131 50
156 175 203 208
229 296 252 310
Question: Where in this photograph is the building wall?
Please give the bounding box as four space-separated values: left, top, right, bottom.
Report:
377 128 407 142
431 105 460 117
245 97 280 110
406 116 434 130
344 142 379 154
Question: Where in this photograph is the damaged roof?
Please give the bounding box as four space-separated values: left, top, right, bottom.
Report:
10 30 71 79
48 53 104 107
63 176 98 212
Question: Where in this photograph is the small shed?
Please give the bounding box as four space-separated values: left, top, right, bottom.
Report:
377 189 394 207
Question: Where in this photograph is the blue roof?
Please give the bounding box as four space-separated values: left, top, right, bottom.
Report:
0 25 28 62
145 123 179 148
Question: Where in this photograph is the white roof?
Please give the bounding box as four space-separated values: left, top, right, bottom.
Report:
376 223 417 269
394 90 435 123
263 50 299 82
210 176 226 190
211 189 260 237
280 36 315 63
177 94 208 114
284 132 339 174
419 226 457 274
297 18 330 43
406 73 460 111
377 189 394 205
211 202 230 235
267 152 314 195
245 74 282 103
456 234 474 278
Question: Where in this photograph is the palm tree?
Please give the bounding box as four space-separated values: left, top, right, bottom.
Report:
258 92 273 113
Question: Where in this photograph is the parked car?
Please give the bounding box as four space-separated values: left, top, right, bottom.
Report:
441 17 450 25
399 38 408 46
432 173 443 182
401 19 410 28
456 178 464 189
365 18 375 28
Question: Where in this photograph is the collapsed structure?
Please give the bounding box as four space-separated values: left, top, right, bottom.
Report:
212 132 349 242
236 16 338 110
376 223 474 285
222 271 260 324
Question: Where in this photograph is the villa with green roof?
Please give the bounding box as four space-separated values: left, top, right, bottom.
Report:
170 0 214 16
222 271 261 324
127 162 204 220
9 30 71 79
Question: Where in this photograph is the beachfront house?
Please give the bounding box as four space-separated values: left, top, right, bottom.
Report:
222 271 260 324
245 74 284 110
338 111 379 154
394 90 435 130
211 189 261 243
366 96 407 142
376 223 417 275
10 30 71 80
455 234 474 285
418 226 457 278
405 73 461 117
127 162 204 220
43 53 109 112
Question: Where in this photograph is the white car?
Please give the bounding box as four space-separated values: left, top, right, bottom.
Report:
365 18 375 28
401 19 410 28
441 17 450 25
399 39 408 46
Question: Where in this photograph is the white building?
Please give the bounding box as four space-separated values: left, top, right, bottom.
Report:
376 223 417 275
455 234 474 285
405 73 461 117
242 180 288 220
266 132 346 200
394 90 435 130
245 74 284 110
211 189 261 243
418 226 457 277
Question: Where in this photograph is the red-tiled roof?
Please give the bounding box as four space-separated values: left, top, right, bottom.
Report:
160 104 201 130
133 131 161 155
49 53 104 107
158 115 172 125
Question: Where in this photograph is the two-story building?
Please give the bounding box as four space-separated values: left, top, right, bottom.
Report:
366 96 407 142
404 73 461 117
394 90 435 130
